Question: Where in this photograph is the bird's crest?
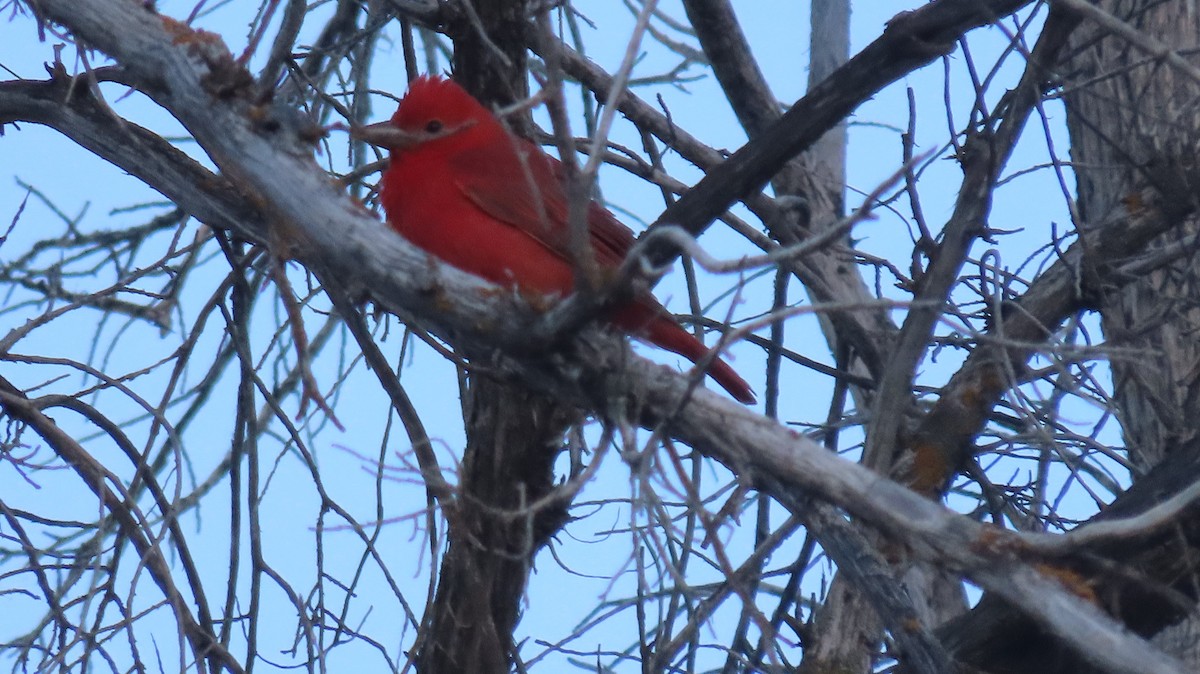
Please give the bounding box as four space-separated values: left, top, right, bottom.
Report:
393 75 490 132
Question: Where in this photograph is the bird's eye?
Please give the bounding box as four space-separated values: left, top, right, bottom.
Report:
425 119 444 133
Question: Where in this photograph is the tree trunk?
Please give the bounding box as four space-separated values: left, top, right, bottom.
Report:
1063 1 1200 666
415 3 577 672
416 377 572 673
1064 0 1200 472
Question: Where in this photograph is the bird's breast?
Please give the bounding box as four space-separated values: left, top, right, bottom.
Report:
381 160 576 300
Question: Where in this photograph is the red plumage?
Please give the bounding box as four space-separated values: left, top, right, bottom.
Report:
359 76 754 404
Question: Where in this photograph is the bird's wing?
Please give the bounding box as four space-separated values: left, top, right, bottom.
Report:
450 136 636 269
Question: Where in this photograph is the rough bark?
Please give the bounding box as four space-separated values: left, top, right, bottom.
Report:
1064 0 1200 471
414 4 575 672
1057 0 1200 667
416 379 572 673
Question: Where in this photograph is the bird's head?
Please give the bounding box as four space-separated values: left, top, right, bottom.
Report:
352 75 495 154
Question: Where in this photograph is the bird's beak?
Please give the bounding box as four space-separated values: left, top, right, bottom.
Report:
351 121 421 150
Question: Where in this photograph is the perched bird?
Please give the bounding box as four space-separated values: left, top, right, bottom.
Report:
354 76 754 404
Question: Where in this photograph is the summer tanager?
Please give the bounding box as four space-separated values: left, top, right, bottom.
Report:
354 76 755 404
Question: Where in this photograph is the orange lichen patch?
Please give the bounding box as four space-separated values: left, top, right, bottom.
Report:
160 15 224 48
906 364 1011 493
1036 563 1098 604
967 365 1008 408
159 15 250 100
969 525 1022 556
160 15 190 42
906 440 949 495
971 526 1000 552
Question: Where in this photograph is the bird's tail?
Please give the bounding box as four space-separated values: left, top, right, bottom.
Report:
613 300 756 405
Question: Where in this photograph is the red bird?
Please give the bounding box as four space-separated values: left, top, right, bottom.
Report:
354 76 754 404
